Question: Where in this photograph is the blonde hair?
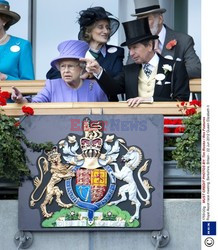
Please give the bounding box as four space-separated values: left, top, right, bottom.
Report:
80 23 96 43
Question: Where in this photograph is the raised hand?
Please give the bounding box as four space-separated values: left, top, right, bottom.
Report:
79 58 102 75
11 86 27 104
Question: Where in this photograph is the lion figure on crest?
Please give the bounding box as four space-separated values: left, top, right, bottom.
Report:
30 147 75 218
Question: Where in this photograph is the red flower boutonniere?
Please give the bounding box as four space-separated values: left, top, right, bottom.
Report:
166 39 177 50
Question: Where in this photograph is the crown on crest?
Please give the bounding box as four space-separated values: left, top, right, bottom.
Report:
80 118 103 157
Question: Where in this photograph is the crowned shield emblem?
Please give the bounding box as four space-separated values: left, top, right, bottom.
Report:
75 169 107 203
24 115 163 230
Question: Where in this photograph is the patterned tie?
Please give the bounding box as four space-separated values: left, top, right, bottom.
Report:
143 63 152 77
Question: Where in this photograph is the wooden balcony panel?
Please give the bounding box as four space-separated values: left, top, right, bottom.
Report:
189 78 201 92
1 78 201 116
3 102 201 117
0 80 45 94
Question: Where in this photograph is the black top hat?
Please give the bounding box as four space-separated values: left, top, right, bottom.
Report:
78 6 120 40
121 17 158 46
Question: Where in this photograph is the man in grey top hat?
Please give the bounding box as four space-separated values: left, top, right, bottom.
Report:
128 0 201 79
81 17 190 107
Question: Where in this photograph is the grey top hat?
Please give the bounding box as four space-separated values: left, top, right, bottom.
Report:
0 0 20 26
121 17 158 47
50 40 89 69
131 0 166 17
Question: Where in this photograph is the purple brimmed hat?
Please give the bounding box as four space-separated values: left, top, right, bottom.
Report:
78 6 120 40
50 40 89 69
131 0 166 17
0 0 20 26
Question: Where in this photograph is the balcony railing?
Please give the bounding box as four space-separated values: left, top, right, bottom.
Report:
1 79 201 198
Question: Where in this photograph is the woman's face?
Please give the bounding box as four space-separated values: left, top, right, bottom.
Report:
0 14 10 32
90 19 110 44
0 16 6 32
59 59 82 85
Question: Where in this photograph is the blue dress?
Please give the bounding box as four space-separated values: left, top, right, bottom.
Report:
0 35 34 80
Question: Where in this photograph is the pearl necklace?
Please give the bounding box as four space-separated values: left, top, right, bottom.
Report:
0 33 8 44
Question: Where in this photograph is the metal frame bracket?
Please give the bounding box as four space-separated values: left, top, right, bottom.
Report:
14 231 33 249
151 229 170 249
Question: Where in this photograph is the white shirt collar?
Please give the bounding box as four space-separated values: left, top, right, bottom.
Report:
147 53 159 69
158 25 166 51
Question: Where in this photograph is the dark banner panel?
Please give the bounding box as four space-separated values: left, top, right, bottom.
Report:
18 114 163 231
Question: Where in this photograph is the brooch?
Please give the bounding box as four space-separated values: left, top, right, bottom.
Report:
89 81 94 91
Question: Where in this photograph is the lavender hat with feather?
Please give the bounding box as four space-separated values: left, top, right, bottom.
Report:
50 40 89 69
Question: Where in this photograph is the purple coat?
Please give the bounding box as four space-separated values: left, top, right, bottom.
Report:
32 78 108 102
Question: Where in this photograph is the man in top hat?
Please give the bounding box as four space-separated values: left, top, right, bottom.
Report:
81 17 190 107
129 0 201 79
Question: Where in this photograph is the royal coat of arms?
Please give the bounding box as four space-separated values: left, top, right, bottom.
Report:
29 118 155 228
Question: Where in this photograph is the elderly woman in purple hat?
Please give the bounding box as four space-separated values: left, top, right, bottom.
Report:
0 0 34 80
46 6 124 101
11 40 108 103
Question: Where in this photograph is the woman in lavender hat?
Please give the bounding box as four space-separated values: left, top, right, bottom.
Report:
11 40 108 103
